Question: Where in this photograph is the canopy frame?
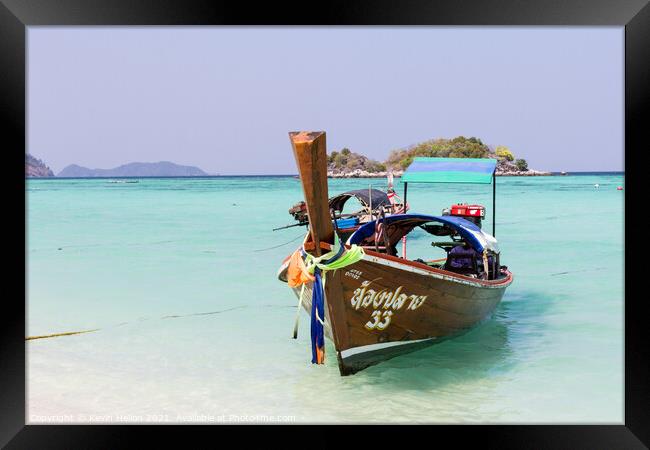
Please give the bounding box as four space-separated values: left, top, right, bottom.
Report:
348 213 500 254
401 157 498 236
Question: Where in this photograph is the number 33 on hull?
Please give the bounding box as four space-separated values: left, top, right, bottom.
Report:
277 131 513 376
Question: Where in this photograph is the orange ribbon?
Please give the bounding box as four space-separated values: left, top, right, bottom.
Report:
287 249 315 288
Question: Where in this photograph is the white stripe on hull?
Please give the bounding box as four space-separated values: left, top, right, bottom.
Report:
340 338 436 359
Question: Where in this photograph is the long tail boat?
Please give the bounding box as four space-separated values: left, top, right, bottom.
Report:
278 131 513 375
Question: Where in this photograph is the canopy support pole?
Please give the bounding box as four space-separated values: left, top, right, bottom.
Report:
492 173 496 237
402 182 408 259
403 182 408 209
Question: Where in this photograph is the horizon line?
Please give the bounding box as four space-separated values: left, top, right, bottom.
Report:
28 170 625 180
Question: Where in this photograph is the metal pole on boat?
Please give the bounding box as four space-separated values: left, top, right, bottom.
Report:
402 182 408 258
492 172 496 237
403 182 408 208
370 184 380 252
368 184 373 219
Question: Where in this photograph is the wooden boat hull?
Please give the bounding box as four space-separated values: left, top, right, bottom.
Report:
279 247 513 375
281 130 513 375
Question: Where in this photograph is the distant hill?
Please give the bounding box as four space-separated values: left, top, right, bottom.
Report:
26 154 54 177
57 161 209 177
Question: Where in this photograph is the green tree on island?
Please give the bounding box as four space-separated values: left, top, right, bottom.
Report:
385 136 491 170
515 158 529 171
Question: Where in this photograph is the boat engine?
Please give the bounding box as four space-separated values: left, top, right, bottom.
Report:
289 201 309 224
443 203 485 227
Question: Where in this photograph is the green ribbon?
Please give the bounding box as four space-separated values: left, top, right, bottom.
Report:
303 235 365 274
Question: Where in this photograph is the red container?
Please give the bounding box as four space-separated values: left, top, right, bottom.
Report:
450 204 485 218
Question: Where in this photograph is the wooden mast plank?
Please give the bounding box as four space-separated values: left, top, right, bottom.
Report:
289 131 334 256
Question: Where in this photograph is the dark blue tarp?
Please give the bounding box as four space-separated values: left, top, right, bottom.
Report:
348 213 498 253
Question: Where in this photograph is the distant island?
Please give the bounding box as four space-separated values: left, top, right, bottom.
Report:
327 136 551 178
27 136 553 179
26 154 210 178
57 161 209 177
26 154 54 177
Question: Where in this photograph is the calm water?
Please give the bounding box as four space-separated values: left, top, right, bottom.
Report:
27 174 624 423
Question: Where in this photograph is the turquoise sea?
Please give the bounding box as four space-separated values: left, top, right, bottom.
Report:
27 174 624 423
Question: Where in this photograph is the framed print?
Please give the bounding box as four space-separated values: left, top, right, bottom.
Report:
2 0 647 447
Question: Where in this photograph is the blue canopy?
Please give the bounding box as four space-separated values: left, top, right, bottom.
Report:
401 157 497 184
348 213 499 254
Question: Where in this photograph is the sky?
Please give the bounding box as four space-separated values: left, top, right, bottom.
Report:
28 27 623 175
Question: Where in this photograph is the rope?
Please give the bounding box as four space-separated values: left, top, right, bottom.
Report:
253 233 305 252
26 305 266 341
292 284 307 339
26 329 100 340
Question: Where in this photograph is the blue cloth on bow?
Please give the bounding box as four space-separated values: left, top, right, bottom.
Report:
311 267 325 364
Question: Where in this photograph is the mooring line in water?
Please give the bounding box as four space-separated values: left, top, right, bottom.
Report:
26 304 292 341
26 329 101 340
160 306 247 319
549 267 608 277
30 239 190 253
253 233 305 252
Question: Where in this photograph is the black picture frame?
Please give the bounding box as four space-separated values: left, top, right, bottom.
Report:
2 0 646 447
